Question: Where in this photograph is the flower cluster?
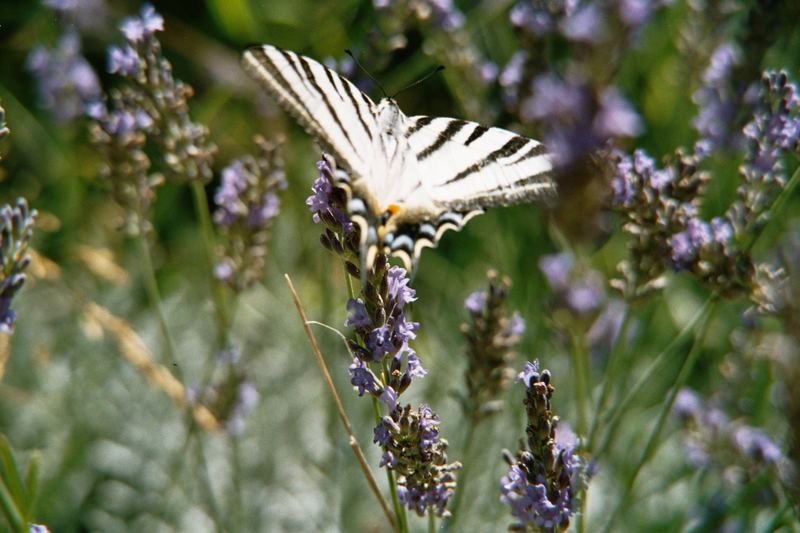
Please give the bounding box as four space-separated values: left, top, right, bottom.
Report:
26 31 101 123
610 70 799 309
539 252 625 358
500 0 662 167
213 136 286 291
501 361 588 531
306 156 460 516
185 346 260 435
673 388 783 469
0 198 38 334
458 271 525 423
374 404 461 516
44 0 108 31
88 4 216 234
306 155 362 275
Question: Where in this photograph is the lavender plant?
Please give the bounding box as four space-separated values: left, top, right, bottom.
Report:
0 199 36 335
0 109 37 336
610 70 800 308
88 4 216 234
459 271 525 423
501 361 588 532
307 156 461 521
213 136 286 292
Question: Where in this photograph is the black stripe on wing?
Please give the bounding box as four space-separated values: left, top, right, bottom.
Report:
291 53 356 149
417 119 469 161
243 46 325 142
444 135 531 185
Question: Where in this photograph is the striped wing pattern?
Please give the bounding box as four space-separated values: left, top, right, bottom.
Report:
242 45 376 180
404 116 555 211
242 44 557 271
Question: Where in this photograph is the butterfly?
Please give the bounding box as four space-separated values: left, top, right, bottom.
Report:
242 44 556 271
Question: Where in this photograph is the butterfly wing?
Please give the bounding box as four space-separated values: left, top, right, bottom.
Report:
404 116 555 211
242 45 377 179
381 116 555 266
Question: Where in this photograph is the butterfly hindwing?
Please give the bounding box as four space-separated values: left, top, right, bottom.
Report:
242 45 377 180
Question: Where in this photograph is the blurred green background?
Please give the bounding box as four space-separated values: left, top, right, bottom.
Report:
0 0 798 531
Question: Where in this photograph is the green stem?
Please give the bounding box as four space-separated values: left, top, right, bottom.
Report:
587 309 632 450
593 296 715 459
136 236 180 367
571 331 589 437
428 510 436 533
443 421 476 530
190 181 231 346
745 164 800 253
602 297 717 533
229 436 243 533
193 435 225 533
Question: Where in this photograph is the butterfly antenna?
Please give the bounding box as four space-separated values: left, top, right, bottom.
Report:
345 49 387 98
390 65 445 99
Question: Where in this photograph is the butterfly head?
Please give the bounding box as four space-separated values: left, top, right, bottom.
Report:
376 98 403 131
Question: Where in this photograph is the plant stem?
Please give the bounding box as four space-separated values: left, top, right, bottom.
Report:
285 274 398 532
136 236 179 367
190 181 231 346
443 421 476 531
571 331 589 437
593 296 715 459
587 308 632 449
601 297 717 532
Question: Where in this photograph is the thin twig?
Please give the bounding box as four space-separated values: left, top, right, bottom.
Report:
284 274 397 531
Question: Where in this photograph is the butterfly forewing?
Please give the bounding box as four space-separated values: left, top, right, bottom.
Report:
242 45 377 179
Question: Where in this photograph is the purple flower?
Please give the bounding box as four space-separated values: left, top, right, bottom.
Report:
379 386 398 409
710 217 733 244
379 451 396 467
392 314 420 344
564 274 605 315
0 199 37 334
25 32 101 122
594 87 643 137
464 290 486 314
669 231 695 269
500 51 527 89
345 298 371 328
517 360 540 387
418 405 440 451
405 351 428 379
213 260 234 282
672 388 703 420
348 358 381 396
121 4 164 42
559 4 604 43
733 426 783 465
505 313 526 337
374 420 393 445
539 252 573 290
108 45 140 76
387 266 417 307
524 74 586 123
226 381 259 435
649 167 674 190
366 325 394 360
686 218 712 248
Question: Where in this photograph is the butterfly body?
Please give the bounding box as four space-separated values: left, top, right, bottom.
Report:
242 44 556 270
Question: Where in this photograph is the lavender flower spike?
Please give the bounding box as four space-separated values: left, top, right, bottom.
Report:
501 361 589 530
0 199 38 334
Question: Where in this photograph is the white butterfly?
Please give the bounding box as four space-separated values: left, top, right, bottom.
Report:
242 44 556 271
